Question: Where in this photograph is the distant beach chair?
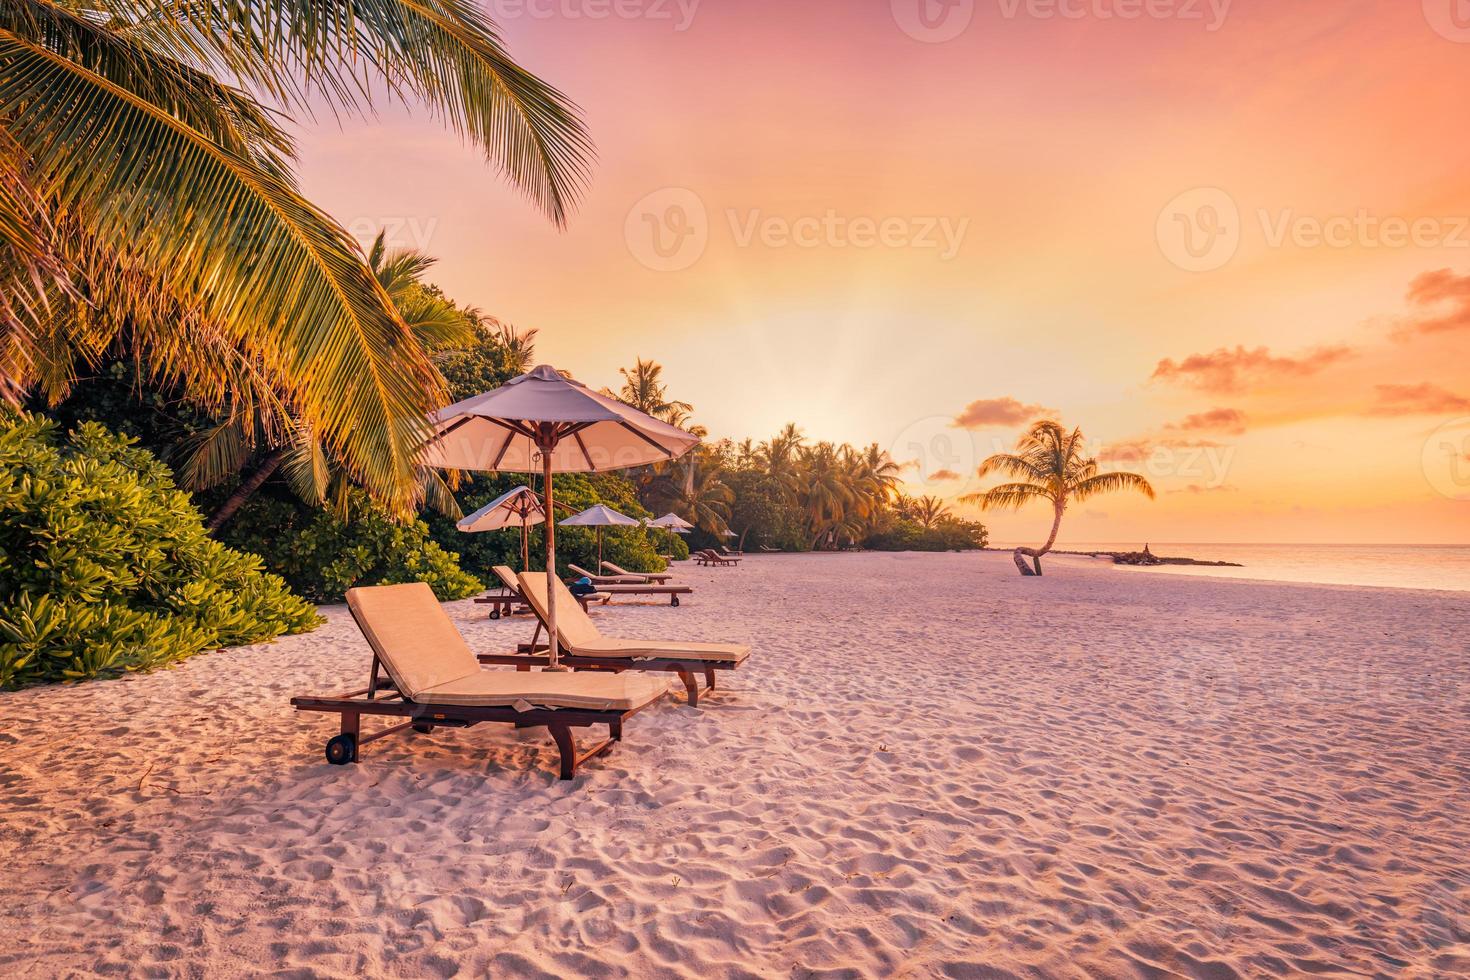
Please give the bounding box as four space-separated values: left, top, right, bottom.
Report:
477 566 605 618
567 563 692 606
695 549 740 566
758 544 779 553
599 560 674 583
290 582 668 779
482 573 749 707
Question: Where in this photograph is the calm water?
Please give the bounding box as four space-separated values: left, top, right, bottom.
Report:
996 542 1470 594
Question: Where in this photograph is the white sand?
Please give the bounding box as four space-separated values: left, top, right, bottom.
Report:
2 551 1468 977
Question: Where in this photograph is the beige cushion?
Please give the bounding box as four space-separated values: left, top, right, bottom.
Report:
492 565 522 592
419 670 669 711
347 583 479 698
517 573 750 665
573 639 749 664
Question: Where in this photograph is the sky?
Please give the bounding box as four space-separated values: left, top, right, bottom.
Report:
295 0 1470 544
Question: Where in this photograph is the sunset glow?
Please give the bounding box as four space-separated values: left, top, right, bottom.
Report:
296 1 1470 544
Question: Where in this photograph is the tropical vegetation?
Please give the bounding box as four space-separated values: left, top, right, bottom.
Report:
0 415 319 688
961 420 1154 576
0 0 591 519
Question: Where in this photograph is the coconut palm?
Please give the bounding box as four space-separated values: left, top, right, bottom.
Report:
186 232 476 528
914 495 951 530
0 0 592 515
617 358 693 423
645 452 733 534
961 420 1154 576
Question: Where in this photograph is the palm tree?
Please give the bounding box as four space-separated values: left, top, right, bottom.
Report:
189 232 476 528
617 358 692 423
914 495 951 530
0 1 592 516
646 452 732 534
961 420 1154 576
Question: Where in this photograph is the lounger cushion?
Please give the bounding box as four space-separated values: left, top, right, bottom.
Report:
347 583 480 698
492 565 522 592
572 639 749 664
419 670 669 711
518 573 751 664
569 563 643 584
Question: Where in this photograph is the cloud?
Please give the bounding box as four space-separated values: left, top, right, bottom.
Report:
1151 345 1354 393
1168 484 1239 495
928 468 962 481
953 397 1055 428
1097 436 1224 464
1366 383 1470 416
1399 268 1470 337
1164 407 1247 435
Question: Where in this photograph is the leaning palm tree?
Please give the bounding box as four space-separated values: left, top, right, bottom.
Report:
645 452 733 535
0 1 592 516
961 420 1154 576
914 495 951 530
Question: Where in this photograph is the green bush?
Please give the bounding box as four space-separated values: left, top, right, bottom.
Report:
0 415 321 688
222 490 483 603
864 518 989 552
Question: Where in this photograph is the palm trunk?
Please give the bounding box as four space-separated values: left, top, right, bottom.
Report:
1013 500 1064 576
206 448 287 532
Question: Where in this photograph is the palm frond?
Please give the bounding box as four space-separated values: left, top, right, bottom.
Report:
1 26 442 512
120 0 594 225
976 452 1045 483
959 482 1052 512
1071 470 1155 502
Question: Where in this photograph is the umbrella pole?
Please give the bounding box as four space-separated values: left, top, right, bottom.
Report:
597 527 603 569
543 446 564 671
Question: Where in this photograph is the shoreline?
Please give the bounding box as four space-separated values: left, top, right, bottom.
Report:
982 544 1243 568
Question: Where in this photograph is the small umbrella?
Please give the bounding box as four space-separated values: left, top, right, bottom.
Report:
559 504 640 568
649 512 693 554
425 365 699 670
457 485 545 571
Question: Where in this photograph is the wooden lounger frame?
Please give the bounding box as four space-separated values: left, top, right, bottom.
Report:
291 611 660 779
694 549 740 566
587 583 692 606
474 587 601 619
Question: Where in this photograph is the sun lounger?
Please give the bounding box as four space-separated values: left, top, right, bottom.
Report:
478 573 749 707
600 561 673 583
477 566 606 618
694 549 740 566
568 562 642 583
291 582 668 779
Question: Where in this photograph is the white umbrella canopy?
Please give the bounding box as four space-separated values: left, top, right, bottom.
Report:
425 365 699 473
425 365 700 670
559 504 641 567
457 485 545 571
649 512 694 530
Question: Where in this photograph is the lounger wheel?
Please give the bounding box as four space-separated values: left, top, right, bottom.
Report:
412 723 435 734
325 733 358 765
489 608 500 620
671 595 680 607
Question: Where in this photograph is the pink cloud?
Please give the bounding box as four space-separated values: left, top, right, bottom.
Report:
1151 345 1353 394
928 468 962 481
1398 268 1470 337
1165 407 1247 435
953 397 1055 428
1367 383 1470 416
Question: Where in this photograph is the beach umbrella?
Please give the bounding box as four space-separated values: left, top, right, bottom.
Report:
457 485 545 571
559 504 640 568
424 365 699 670
649 512 693 553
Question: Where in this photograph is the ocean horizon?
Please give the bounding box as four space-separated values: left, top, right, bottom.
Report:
991 542 1470 594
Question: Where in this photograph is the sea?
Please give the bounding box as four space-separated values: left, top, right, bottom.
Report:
993 542 1470 594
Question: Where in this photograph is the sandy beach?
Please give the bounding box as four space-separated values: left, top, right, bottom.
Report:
2 551 1467 977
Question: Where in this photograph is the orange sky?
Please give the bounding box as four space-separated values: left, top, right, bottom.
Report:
295 0 1470 544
